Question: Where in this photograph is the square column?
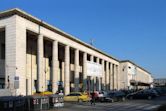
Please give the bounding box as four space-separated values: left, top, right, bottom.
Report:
106 61 109 91
116 65 119 90
110 63 113 90
64 45 70 95
37 34 44 92
113 64 117 90
83 52 87 91
74 49 79 92
102 60 105 90
90 55 94 91
52 40 59 93
96 57 100 91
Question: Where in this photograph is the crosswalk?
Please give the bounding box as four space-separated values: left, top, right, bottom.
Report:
105 102 160 111
60 102 161 111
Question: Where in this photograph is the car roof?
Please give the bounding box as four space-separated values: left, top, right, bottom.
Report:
70 92 82 94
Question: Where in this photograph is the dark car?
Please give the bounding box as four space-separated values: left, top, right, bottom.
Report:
91 91 111 102
98 91 113 102
143 89 159 97
107 91 126 102
127 90 158 100
153 87 166 96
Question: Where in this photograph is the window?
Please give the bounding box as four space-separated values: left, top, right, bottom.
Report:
75 93 81 96
1 44 5 59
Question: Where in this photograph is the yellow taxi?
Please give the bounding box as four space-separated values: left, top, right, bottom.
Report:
64 92 90 102
34 91 53 96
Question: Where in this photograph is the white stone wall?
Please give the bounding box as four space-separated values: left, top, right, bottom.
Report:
119 62 129 89
15 15 27 95
136 68 151 83
119 61 152 89
0 15 17 95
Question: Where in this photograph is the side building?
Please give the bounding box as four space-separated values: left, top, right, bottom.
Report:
154 78 166 87
0 8 120 96
119 60 153 90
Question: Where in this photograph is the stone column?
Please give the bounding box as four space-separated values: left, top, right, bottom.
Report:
37 34 44 92
52 40 59 93
96 57 100 91
113 64 115 90
106 61 109 91
90 55 94 91
64 45 70 95
102 60 105 90
110 63 113 90
83 52 87 91
116 65 119 90
113 64 117 90
74 49 79 92
62 62 65 83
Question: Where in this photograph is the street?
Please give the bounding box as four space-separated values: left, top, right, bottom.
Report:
49 96 166 111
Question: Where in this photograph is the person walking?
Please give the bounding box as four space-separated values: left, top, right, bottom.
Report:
90 92 96 106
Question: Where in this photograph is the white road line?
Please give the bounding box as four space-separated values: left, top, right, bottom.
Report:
143 105 160 110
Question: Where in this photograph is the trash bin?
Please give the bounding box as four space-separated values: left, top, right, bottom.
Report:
49 94 59 109
49 94 64 109
0 96 15 111
25 95 41 111
13 96 25 111
41 96 49 110
58 95 64 107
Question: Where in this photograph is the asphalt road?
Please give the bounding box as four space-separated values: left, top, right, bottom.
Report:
49 96 166 111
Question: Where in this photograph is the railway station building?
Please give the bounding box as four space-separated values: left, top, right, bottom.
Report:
0 8 153 96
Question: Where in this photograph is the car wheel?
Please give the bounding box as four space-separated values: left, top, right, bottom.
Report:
122 97 126 101
129 96 133 100
148 96 152 100
78 99 83 103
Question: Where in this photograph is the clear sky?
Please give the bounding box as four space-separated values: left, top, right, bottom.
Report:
0 0 166 78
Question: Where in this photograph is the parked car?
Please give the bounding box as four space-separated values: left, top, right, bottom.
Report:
64 92 90 102
143 89 159 97
127 90 158 100
96 91 111 102
34 91 53 96
153 87 166 96
107 91 126 102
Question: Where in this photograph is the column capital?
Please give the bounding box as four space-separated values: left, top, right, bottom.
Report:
96 57 100 63
38 34 43 38
90 55 94 62
102 59 105 64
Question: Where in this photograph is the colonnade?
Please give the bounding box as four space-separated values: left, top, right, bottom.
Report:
36 34 119 95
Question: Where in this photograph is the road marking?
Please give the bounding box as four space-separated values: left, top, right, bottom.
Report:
143 105 160 110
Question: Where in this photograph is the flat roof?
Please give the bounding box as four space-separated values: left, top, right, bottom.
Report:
120 60 151 75
0 8 119 62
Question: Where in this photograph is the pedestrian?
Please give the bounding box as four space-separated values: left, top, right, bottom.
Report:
59 90 64 96
90 92 96 106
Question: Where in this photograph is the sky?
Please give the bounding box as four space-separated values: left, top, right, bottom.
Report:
0 0 166 78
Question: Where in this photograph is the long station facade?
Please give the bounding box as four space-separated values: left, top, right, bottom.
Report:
0 8 153 96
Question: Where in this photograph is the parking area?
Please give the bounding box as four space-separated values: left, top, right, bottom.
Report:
49 96 166 111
